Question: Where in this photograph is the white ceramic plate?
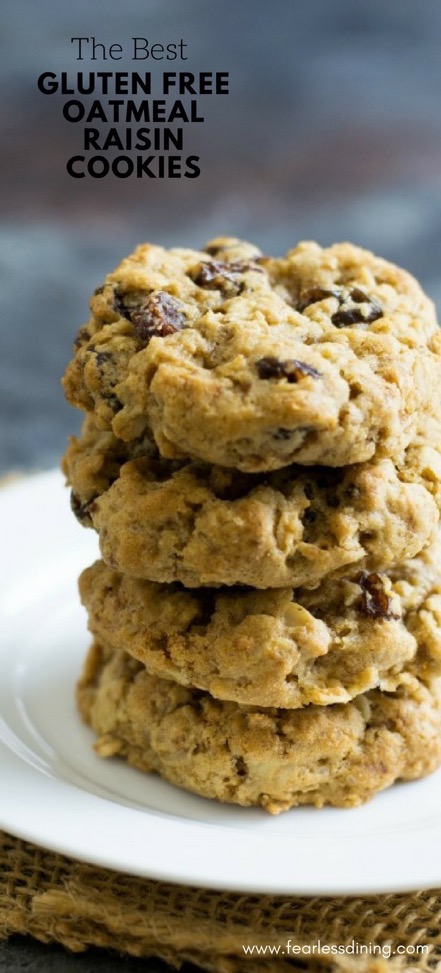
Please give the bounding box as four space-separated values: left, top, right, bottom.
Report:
2 470 441 895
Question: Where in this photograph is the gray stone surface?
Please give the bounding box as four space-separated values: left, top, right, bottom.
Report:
0 939 193 971
2 0 441 968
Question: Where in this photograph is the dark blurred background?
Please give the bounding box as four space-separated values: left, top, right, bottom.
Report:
2 0 441 473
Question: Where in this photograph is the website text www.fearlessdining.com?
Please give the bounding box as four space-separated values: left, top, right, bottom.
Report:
242 939 428 960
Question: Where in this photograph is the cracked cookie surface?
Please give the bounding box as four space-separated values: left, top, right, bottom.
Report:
77 642 441 813
79 537 441 709
64 414 441 588
62 237 441 471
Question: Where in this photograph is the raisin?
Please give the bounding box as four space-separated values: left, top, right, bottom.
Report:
297 285 383 327
191 260 261 291
70 491 96 527
357 572 399 620
94 350 113 368
131 292 185 345
332 288 383 328
297 287 341 312
256 357 322 382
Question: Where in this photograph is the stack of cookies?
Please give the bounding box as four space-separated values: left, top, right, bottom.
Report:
62 237 441 813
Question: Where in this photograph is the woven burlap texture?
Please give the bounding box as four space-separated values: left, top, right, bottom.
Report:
1 832 440 972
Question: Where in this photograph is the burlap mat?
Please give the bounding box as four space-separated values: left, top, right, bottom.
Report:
1 831 441 972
